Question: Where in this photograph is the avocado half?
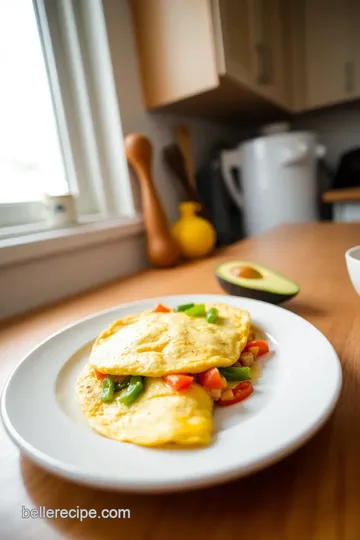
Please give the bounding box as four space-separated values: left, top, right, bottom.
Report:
215 261 300 304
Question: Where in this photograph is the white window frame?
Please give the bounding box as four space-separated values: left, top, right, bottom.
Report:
0 0 135 234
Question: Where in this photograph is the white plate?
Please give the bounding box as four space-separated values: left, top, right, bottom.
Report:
1 294 342 493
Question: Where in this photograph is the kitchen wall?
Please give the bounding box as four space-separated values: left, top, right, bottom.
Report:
102 0 244 223
105 0 360 203
1 0 246 320
229 100 360 175
7 0 358 320
293 101 360 171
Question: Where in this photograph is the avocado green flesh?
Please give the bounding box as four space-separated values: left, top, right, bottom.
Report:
216 261 300 297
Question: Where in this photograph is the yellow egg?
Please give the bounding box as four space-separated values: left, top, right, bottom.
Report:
76 365 213 446
172 202 216 259
78 302 252 448
89 303 250 377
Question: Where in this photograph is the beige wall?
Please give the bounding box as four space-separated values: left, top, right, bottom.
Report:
1 0 247 319
102 0 245 223
0 230 147 319
103 0 360 197
293 101 360 171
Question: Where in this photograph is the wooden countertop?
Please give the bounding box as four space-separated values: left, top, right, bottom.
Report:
1 222 360 540
322 187 360 203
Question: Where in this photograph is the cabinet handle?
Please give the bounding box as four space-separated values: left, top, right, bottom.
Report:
255 42 271 85
345 61 354 93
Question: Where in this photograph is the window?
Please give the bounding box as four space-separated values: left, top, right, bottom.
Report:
0 0 68 228
0 0 135 236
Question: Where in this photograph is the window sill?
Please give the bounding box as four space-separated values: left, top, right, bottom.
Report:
0 214 145 268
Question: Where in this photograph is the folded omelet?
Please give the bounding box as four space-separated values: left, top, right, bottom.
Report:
77 364 213 446
77 303 251 447
89 303 250 377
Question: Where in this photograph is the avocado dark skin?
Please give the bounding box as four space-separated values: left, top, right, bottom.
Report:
216 275 298 305
215 261 300 305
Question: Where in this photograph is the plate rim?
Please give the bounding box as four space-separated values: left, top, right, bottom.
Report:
1 294 343 493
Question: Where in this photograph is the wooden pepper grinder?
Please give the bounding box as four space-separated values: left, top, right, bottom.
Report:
124 133 181 268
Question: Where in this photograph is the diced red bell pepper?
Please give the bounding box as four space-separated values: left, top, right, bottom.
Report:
244 339 269 356
94 369 107 381
153 303 172 313
164 374 194 391
218 381 254 407
198 367 226 390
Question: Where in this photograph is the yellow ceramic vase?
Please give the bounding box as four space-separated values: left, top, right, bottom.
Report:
172 202 216 259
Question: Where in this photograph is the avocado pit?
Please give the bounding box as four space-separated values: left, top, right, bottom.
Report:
231 266 263 279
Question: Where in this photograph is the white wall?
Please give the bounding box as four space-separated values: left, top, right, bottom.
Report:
5 0 359 320
293 101 360 170
102 0 244 223
105 0 360 192
0 229 147 319
1 0 246 320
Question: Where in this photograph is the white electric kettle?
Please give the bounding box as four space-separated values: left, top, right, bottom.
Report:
221 128 326 236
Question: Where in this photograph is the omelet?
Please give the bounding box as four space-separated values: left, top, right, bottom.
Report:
77 302 254 448
89 303 250 377
77 364 213 446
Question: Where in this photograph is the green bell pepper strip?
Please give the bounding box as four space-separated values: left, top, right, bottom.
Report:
118 376 144 406
114 377 130 393
174 303 195 312
185 304 206 317
219 367 251 382
206 307 219 324
101 375 115 402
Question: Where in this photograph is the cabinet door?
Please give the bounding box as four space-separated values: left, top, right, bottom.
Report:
280 0 307 111
131 0 219 108
215 0 255 84
251 0 285 102
350 0 360 97
304 0 352 108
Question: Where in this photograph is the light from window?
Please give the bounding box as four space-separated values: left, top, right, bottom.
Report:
0 0 68 204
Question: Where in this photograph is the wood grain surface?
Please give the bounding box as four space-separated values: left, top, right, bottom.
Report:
323 188 360 203
1 223 360 540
